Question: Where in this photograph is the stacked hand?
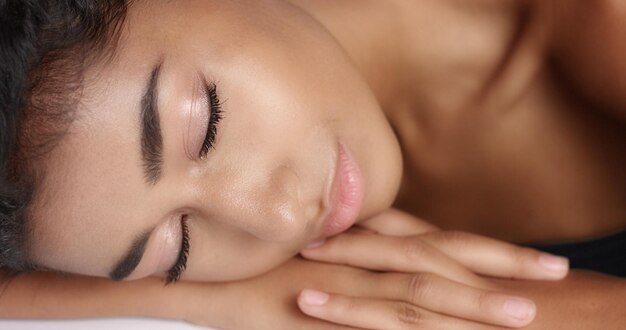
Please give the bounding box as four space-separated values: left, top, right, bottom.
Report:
297 209 569 329
183 209 568 329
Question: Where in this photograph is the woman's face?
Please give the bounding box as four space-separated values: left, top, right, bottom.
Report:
29 0 402 282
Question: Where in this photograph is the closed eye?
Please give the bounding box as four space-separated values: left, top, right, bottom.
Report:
165 216 190 284
199 77 223 159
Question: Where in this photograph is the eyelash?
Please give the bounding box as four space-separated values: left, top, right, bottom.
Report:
199 78 223 159
166 79 220 283
165 217 190 284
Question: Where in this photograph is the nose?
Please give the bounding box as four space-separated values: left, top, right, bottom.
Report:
204 164 317 242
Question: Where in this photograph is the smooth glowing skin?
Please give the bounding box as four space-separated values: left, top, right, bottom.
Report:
2 1 626 329
24 0 626 287
29 0 402 281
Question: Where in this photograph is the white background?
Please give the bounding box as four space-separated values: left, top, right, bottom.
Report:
0 318 216 330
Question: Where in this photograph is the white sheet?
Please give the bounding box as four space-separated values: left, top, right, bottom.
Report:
0 318 215 330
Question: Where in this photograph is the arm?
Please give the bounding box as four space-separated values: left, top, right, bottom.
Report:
0 265 348 329
493 271 626 329
0 270 188 320
0 210 565 330
537 0 626 120
0 256 541 330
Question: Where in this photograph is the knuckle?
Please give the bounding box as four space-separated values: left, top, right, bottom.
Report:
336 297 358 314
401 238 429 261
407 273 433 304
394 303 423 327
429 230 473 252
511 247 535 267
440 230 472 246
474 290 493 315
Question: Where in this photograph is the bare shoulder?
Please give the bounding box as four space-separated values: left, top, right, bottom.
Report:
392 0 626 242
394 0 536 111
535 0 626 120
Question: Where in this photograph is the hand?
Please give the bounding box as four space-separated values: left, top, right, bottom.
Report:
178 256 563 330
178 258 395 330
296 209 569 329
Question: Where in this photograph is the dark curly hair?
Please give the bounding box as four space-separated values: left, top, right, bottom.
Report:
1 0 130 272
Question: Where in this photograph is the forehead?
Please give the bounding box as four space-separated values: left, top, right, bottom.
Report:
25 0 219 271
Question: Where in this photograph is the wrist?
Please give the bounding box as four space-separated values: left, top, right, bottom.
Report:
157 280 236 329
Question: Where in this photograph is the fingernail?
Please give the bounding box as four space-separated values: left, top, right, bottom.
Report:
539 254 569 272
300 289 329 306
503 299 535 321
305 239 326 249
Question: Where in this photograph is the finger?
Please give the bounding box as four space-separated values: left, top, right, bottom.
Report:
419 231 569 280
365 272 536 328
298 290 504 330
359 209 439 236
301 232 484 287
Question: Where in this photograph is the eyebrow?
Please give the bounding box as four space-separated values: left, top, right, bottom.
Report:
109 228 154 281
140 62 164 185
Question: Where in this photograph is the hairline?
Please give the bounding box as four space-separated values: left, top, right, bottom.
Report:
16 3 135 272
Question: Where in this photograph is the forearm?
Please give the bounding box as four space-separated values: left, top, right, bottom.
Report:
0 270 196 321
536 0 626 119
494 270 626 329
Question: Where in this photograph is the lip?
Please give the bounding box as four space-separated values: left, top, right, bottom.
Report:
321 142 365 238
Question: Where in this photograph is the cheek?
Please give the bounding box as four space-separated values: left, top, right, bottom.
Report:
216 66 329 166
184 222 298 281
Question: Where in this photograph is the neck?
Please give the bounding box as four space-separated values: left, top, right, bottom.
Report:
287 0 413 112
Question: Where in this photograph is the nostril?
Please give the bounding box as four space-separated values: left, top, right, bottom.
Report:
236 165 309 242
218 163 318 243
281 164 322 223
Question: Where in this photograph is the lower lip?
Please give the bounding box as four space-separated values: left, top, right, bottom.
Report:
322 142 365 237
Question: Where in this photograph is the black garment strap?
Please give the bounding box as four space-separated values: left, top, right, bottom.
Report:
529 229 626 277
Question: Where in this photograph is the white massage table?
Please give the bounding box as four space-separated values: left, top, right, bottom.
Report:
0 318 215 329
